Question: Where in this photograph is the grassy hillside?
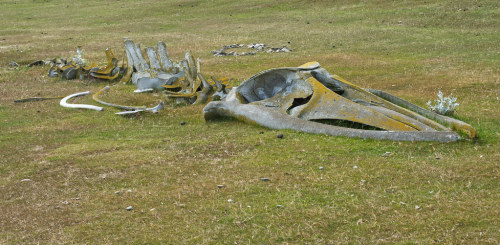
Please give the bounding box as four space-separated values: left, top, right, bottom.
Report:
1 0 499 243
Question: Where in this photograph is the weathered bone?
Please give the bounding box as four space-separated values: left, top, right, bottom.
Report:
124 39 142 72
366 89 477 138
146 47 162 71
203 62 476 142
60 91 104 111
119 49 134 83
134 43 150 71
157 41 173 72
204 100 461 142
115 101 164 116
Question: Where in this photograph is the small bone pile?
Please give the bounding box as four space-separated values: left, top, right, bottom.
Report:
48 47 122 81
211 43 291 57
123 38 230 103
36 39 231 116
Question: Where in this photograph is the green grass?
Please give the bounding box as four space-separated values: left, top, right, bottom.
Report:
1 0 499 243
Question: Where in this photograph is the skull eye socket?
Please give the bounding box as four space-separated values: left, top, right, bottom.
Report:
238 70 301 103
250 73 288 101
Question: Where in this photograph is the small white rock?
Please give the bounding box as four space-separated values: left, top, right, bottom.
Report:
21 179 32 182
415 205 421 210
127 189 132 193
227 199 233 203
353 165 358 169
115 191 120 194
318 166 324 170
126 206 133 211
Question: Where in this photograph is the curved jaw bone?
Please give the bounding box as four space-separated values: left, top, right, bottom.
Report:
203 101 461 142
203 62 476 142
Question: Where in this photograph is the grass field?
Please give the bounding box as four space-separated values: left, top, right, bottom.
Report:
1 0 499 243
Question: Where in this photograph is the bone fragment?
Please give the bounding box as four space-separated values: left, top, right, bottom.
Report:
60 91 104 111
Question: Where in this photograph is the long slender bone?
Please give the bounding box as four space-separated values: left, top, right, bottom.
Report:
366 89 477 138
203 101 461 142
60 91 104 111
115 101 164 116
93 86 147 110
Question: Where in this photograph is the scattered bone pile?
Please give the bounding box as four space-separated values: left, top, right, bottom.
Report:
48 47 121 81
211 43 291 57
32 39 230 115
43 39 230 105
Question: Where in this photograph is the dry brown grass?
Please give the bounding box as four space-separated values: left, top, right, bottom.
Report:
1 0 499 244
